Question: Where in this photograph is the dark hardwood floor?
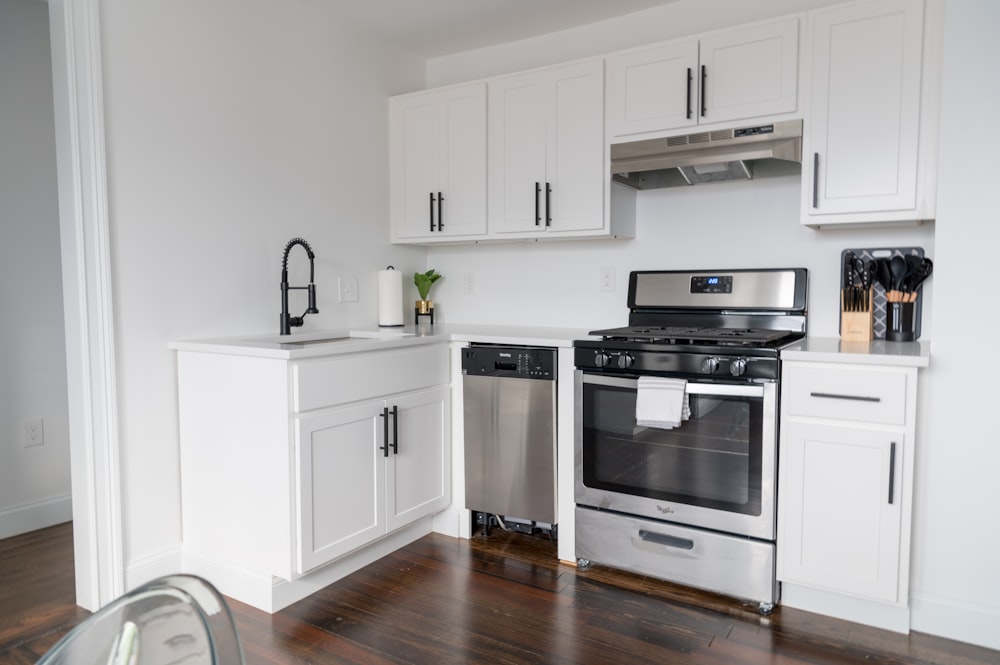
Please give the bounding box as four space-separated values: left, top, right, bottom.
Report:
2 522 997 665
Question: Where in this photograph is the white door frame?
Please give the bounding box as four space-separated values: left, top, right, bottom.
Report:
47 0 124 610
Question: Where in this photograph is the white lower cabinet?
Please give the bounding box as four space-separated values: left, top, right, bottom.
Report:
778 421 903 602
176 343 450 611
296 386 449 574
777 359 918 625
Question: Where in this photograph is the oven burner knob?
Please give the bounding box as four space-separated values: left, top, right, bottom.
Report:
730 358 748 377
617 353 635 369
701 357 720 374
594 352 611 368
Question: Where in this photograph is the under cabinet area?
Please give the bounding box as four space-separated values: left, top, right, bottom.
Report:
801 0 938 226
777 349 925 633
175 342 450 611
606 17 799 139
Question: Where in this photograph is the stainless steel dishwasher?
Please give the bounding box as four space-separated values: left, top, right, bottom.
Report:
462 345 557 531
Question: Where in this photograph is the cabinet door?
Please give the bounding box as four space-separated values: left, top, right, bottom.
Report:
295 402 385 574
390 84 487 241
777 420 903 603
490 61 605 236
546 60 605 234
699 18 799 124
803 0 924 219
489 72 549 234
385 387 450 532
607 40 699 137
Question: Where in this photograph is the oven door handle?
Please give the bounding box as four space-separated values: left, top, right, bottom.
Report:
580 373 765 398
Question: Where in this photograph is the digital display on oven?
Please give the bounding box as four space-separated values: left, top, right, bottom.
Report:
691 275 733 294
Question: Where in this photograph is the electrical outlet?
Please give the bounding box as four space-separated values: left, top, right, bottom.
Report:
339 276 358 303
24 418 44 447
463 272 475 295
599 266 615 292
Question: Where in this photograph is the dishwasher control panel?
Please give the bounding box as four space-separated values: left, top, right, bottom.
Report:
461 346 556 380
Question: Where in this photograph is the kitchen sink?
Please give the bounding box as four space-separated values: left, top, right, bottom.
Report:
248 330 415 347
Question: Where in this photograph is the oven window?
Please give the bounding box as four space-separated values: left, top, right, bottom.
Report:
581 380 763 515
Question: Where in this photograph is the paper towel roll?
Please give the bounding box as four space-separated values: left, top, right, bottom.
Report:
378 267 404 327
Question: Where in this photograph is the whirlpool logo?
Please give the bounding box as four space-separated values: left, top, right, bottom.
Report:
656 505 676 515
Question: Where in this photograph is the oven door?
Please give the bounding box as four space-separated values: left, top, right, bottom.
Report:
575 371 777 541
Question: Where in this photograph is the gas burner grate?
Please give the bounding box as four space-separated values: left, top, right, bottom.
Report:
591 325 794 347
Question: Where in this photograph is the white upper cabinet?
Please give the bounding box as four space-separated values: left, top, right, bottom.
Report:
802 0 937 226
489 60 607 237
607 18 800 139
389 83 487 242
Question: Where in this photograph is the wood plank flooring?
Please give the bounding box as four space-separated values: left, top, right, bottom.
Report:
2 522 997 665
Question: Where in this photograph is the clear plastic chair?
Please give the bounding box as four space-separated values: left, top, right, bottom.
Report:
36 574 244 665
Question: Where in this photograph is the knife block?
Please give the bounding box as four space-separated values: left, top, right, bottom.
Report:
840 290 873 343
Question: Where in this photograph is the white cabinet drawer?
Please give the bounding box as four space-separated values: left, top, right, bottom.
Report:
292 345 449 412
783 363 907 425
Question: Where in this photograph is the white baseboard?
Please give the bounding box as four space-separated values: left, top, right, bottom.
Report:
780 583 911 634
910 591 1000 652
183 518 434 613
0 494 72 540
125 542 184 590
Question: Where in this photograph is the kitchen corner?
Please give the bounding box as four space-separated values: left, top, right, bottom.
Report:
168 323 591 613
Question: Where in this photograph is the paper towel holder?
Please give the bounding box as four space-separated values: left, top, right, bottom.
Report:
378 266 405 328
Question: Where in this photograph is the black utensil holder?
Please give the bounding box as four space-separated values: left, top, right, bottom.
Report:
886 302 915 342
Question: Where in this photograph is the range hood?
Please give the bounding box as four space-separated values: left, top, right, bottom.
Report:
611 119 802 190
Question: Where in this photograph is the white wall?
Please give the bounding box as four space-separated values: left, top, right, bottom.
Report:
0 0 72 538
908 0 1000 650
423 0 999 652
97 0 425 575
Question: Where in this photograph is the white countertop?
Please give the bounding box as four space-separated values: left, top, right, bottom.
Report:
168 323 596 359
781 337 930 368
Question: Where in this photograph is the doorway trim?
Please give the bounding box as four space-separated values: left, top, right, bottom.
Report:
48 0 124 610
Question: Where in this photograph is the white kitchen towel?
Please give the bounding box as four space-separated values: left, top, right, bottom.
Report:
377 267 404 327
635 376 690 429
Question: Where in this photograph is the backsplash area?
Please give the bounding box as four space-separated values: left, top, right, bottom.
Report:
427 176 936 338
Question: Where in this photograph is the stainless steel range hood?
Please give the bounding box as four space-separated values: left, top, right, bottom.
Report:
611 119 802 190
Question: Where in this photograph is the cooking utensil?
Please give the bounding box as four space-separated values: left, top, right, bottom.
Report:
889 255 908 301
875 257 893 292
903 257 933 301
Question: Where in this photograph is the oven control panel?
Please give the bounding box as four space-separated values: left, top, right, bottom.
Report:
690 275 733 294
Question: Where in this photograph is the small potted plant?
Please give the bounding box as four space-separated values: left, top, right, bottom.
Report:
414 269 442 322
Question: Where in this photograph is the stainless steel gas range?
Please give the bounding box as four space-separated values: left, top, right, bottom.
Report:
573 268 808 613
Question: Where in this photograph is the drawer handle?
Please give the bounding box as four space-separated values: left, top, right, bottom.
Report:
638 529 694 550
888 441 897 505
809 391 881 403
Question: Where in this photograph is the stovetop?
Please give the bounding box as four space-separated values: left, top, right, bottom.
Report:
589 325 797 347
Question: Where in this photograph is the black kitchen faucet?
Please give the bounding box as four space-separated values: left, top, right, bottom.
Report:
279 237 318 335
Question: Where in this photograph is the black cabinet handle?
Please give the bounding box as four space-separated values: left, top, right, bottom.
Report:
391 404 399 455
888 442 897 504
379 407 390 457
428 192 436 232
639 529 694 550
545 182 552 227
812 153 820 209
437 192 444 231
534 182 541 226
700 65 707 117
686 67 693 119
809 391 881 403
